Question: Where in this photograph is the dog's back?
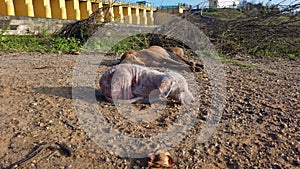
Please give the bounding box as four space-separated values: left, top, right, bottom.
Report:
119 46 203 72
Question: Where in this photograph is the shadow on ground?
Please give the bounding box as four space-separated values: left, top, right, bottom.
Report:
35 86 105 103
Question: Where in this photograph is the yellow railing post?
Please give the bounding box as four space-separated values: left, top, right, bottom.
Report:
141 8 147 25
60 0 67 19
45 0 51 18
123 6 132 24
26 0 34 17
118 5 123 23
113 5 123 23
131 7 140 25
148 10 154 25
109 3 114 22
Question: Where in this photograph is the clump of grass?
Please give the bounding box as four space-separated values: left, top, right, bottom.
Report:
189 6 300 58
109 34 149 54
220 57 276 73
0 34 80 53
107 33 190 54
221 58 256 67
202 8 244 21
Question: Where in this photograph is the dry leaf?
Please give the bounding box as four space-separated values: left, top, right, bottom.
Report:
72 51 80 55
148 150 174 168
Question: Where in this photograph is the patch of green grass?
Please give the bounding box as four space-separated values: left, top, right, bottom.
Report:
203 8 244 21
220 57 275 72
109 34 149 54
221 58 254 67
0 35 80 53
106 33 188 54
250 37 300 58
198 7 300 58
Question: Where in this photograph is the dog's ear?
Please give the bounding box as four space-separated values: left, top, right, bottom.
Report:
120 50 135 63
120 50 145 65
159 79 174 98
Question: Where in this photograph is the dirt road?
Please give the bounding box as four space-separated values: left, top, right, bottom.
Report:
0 52 299 168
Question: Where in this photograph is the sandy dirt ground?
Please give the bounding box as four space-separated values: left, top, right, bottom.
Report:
0 52 299 169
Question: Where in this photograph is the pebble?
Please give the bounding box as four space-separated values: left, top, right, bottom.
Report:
29 102 38 107
9 143 15 149
279 122 287 128
247 110 256 114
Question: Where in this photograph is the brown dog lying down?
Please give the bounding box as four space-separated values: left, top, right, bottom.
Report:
120 46 203 72
99 64 195 104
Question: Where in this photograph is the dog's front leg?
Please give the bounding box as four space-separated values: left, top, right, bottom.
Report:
111 70 135 100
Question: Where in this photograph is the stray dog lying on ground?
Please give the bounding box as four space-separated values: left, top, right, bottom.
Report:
99 64 195 104
119 46 203 72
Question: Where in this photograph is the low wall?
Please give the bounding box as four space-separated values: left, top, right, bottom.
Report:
0 15 76 35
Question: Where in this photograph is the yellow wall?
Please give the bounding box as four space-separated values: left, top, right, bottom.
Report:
102 3 113 22
91 1 102 12
113 6 123 22
122 7 131 24
66 0 80 20
13 0 27 16
50 0 67 19
0 0 155 25
131 8 139 24
139 9 147 25
146 10 153 25
33 0 44 18
91 2 104 22
32 0 51 18
79 0 92 19
0 0 8 15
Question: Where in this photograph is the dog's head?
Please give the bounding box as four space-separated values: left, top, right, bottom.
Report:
120 50 145 66
159 73 195 104
166 47 184 58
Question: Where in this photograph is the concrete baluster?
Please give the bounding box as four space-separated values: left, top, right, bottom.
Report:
26 0 34 17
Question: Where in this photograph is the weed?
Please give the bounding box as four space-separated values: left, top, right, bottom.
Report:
0 35 80 53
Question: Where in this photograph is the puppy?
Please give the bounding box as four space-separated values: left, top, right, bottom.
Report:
99 64 195 104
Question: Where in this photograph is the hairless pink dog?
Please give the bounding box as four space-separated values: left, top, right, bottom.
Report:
99 64 195 104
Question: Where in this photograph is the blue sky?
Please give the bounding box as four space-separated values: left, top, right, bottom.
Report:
126 0 298 7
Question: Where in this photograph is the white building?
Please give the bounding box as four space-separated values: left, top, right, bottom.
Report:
209 0 240 8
